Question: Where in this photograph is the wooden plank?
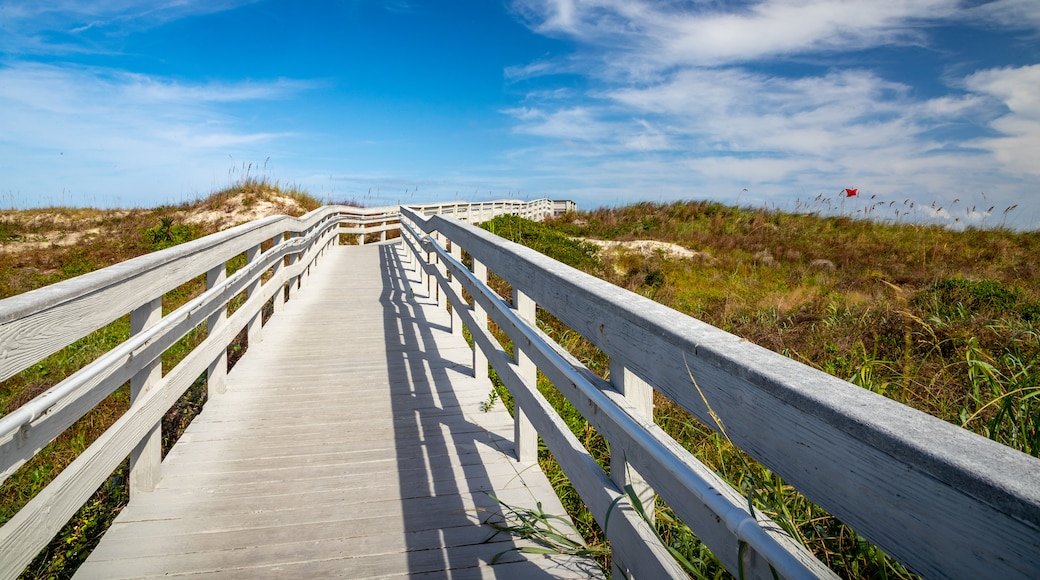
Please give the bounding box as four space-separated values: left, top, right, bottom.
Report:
77 533 598 579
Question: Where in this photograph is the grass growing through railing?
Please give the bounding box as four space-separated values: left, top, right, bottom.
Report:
0 181 328 578
480 206 1039 579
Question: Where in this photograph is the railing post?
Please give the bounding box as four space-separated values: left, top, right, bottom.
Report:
425 236 434 298
207 262 227 395
472 259 488 381
287 232 300 298
246 243 262 347
434 232 445 310
449 240 462 336
607 364 657 580
609 361 657 527
610 359 657 578
380 220 387 242
129 297 162 495
400 215 414 269
358 220 366 245
271 233 285 314
301 228 312 285
513 288 537 463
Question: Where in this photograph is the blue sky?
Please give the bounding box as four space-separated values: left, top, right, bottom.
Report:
1 1 1038 228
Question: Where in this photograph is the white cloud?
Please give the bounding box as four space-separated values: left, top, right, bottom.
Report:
513 0 961 71
0 0 259 54
969 0 1040 30
0 62 309 207
963 64 1040 176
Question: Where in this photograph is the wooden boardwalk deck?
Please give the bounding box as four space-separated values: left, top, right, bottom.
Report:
75 243 600 579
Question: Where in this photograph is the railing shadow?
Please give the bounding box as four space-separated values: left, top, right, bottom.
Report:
377 243 585 577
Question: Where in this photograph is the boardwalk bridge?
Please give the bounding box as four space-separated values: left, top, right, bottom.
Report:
1 200 1038 578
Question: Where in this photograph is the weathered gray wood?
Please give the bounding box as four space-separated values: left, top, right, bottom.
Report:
472 259 489 381
71 244 596 579
269 233 285 314
402 226 686 577
608 362 655 517
245 243 262 347
431 266 688 578
0 201 571 579
449 240 463 336
205 263 227 396
0 289 259 579
129 298 162 496
609 361 656 579
416 209 1040 579
512 288 538 465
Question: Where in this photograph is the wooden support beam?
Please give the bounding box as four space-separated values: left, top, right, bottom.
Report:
206 263 227 396
270 233 285 314
609 359 657 579
246 244 262 347
472 259 488 381
449 241 462 336
512 288 537 463
128 298 162 496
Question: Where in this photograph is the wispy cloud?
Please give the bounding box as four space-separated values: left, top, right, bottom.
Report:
0 62 311 207
513 0 961 71
0 0 259 54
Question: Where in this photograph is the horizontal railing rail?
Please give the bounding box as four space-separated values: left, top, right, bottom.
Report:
0 198 569 578
398 206 1040 579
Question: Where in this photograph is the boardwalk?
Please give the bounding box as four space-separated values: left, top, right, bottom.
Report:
75 243 600 579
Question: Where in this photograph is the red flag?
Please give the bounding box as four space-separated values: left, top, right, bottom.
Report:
844 188 858 197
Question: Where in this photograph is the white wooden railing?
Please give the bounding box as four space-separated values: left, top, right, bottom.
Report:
397 206 1040 580
0 199 566 578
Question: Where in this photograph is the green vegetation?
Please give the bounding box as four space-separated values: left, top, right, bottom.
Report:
479 205 1039 578
0 180 323 579
483 214 601 271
